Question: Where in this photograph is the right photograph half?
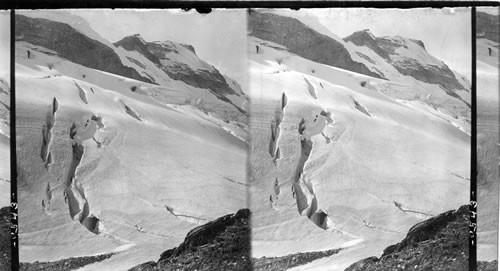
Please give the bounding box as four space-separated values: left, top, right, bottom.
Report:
248 8 472 271
476 6 499 270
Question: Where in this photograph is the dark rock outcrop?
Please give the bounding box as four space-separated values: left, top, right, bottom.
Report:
115 36 240 98
478 260 498 271
345 205 470 271
114 35 246 115
392 59 467 95
0 80 8 96
0 207 10 271
128 209 251 271
15 15 154 84
345 30 467 92
344 29 389 60
113 34 162 66
253 248 342 271
20 253 113 271
477 11 499 43
248 12 382 79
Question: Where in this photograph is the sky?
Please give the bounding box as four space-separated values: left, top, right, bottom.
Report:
285 8 473 80
478 6 499 15
71 9 247 88
8 8 496 86
0 11 9 82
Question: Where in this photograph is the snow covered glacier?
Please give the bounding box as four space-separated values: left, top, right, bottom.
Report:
248 10 471 270
15 10 248 270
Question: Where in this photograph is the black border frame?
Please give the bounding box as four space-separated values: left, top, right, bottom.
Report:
4 2 500 270
470 6 477 271
9 9 18 271
0 1 498 10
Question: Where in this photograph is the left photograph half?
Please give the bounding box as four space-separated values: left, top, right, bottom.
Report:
15 9 250 271
0 10 11 271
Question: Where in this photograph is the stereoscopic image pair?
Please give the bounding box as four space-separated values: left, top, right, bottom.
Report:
0 6 497 271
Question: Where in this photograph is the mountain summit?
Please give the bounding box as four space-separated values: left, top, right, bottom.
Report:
248 11 382 79
114 34 243 103
345 30 467 92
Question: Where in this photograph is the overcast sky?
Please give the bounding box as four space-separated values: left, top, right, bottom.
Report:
6 8 497 86
280 8 472 80
478 6 499 15
0 11 9 83
71 9 247 88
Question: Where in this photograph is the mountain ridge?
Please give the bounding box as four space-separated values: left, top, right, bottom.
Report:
248 11 383 79
345 29 467 92
477 11 499 43
15 14 155 84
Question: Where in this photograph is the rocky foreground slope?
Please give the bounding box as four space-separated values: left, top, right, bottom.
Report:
20 254 113 271
0 207 10 271
345 205 470 271
128 209 251 271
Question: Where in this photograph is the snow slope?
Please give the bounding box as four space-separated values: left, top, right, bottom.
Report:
16 16 248 271
476 37 499 262
249 34 469 270
0 77 9 208
344 30 471 129
248 11 470 136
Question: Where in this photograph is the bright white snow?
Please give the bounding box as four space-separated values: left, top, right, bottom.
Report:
249 35 469 270
16 33 247 270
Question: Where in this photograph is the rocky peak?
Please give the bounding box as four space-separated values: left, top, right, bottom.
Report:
16 15 154 84
147 40 184 56
348 30 466 92
410 38 426 50
248 11 383 79
376 36 411 54
349 29 377 42
180 43 196 54
344 30 390 60
477 11 499 43
132 34 146 43
114 34 162 66
145 41 243 101
361 29 376 40
378 35 426 50
115 35 245 117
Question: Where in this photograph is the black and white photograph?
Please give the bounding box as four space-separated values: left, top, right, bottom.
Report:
476 7 499 271
0 9 11 271
0 4 496 271
248 8 472 271
15 9 250 270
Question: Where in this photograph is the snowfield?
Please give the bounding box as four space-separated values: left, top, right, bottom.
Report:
16 18 248 270
0 77 9 209
476 37 499 262
249 35 470 270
